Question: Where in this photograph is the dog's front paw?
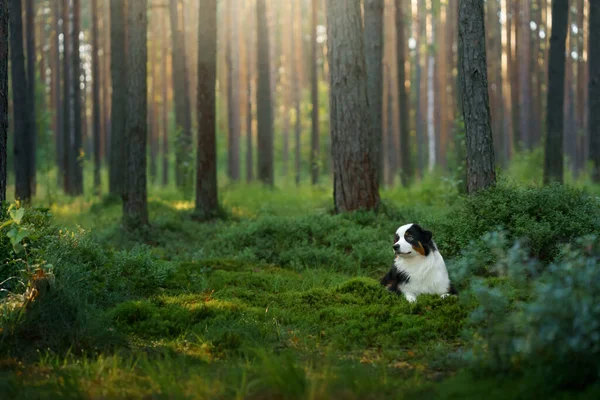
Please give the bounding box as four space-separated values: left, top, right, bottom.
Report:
440 293 450 299
404 293 417 303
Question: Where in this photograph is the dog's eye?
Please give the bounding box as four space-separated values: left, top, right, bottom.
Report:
405 234 413 241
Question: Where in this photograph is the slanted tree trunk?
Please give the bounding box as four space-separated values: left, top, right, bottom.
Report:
25 0 36 195
363 0 384 185
123 0 148 229
396 0 412 186
256 0 274 186
458 0 496 194
10 0 32 202
109 0 126 197
543 0 569 184
92 0 101 194
326 0 380 212
589 1 600 182
195 0 218 219
71 0 83 195
310 0 319 185
0 0 7 202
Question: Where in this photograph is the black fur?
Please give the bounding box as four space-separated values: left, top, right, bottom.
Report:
380 264 410 294
404 224 437 256
448 283 458 295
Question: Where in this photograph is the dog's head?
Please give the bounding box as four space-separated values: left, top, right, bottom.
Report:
392 223 436 258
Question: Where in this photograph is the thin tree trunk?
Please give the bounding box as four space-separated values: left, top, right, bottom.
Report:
396 0 411 185
590 1 600 181
256 0 274 186
364 0 384 185
458 0 496 194
123 0 148 228
195 0 218 219
72 0 83 195
25 0 36 195
246 2 254 183
161 6 169 186
293 0 302 186
511 0 520 151
92 0 101 194
0 0 7 201
310 0 319 185
427 0 436 172
226 0 240 181
11 0 32 202
576 0 585 173
61 0 70 193
326 0 380 212
543 0 569 184
109 0 126 197
415 3 425 177
519 0 532 149
53 0 62 185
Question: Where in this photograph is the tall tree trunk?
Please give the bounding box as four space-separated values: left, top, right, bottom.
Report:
10 0 32 202
25 0 36 195
71 0 83 195
92 0 101 194
0 0 7 202
590 1 600 182
123 0 148 228
169 0 192 189
226 0 240 181
427 0 436 172
364 0 384 185
385 64 396 187
109 0 126 197
195 0 218 219
396 0 411 185
293 0 302 186
326 0 380 212
415 2 425 177
543 0 569 184
458 0 496 194
310 0 319 185
161 7 169 186
246 2 254 183
53 0 62 185
519 0 532 149
61 0 70 194
576 0 586 173
256 0 274 186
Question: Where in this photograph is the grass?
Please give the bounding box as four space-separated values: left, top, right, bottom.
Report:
1 171 600 399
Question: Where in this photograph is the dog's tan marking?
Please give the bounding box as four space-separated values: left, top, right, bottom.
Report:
412 241 426 256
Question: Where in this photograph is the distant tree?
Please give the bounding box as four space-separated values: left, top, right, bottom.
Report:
326 0 380 212
396 0 412 186
427 0 436 172
52 0 62 185
363 0 384 184
543 0 569 184
195 0 218 219
519 0 532 149
458 0 496 194
123 0 148 229
10 0 32 202
71 0 83 195
590 1 600 182
91 0 101 194
310 0 319 185
246 2 254 183
25 0 36 195
61 0 71 194
292 0 302 186
256 0 274 186
161 9 169 186
109 0 126 197
0 0 7 202
226 0 240 181
169 0 192 189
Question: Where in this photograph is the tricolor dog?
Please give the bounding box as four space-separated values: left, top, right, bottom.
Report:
380 223 456 303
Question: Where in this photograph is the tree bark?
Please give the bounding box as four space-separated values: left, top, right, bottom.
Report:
396 0 412 185
226 0 240 181
458 0 496 194
0 0 7 202
53 0 62 185
246 2 254 183
61 0 71 194
326 0 380 212
123 0 148 228
10 0 32 202
195 0 218 219
109 0 126 197
363 0 383 185
256 0 274 186
310 0 319 185
71 0 83 195
590 0 600 182
543 0 569 184
293 0 302 186
161 7 169 186
25 0 36 195
427 0 436 172
519 0 532 149
92 0 101 194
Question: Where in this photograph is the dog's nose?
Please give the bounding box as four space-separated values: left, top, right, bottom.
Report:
393 244 400 251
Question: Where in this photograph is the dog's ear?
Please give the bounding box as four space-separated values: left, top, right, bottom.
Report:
421 229 433 244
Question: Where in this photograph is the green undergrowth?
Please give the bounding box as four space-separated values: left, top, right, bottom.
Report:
1 179 599 398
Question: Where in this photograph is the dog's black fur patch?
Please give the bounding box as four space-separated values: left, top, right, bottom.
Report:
380 264 410 294
448 283 458 295
404 224 437 256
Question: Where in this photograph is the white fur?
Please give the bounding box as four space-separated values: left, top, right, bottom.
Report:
393 223 451 303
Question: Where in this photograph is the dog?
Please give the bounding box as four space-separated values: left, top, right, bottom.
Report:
380 223 457 303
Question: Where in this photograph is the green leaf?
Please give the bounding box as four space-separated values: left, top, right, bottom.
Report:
9 208 25 225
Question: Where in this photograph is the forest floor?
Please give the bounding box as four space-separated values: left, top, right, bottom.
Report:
1 175 600 399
